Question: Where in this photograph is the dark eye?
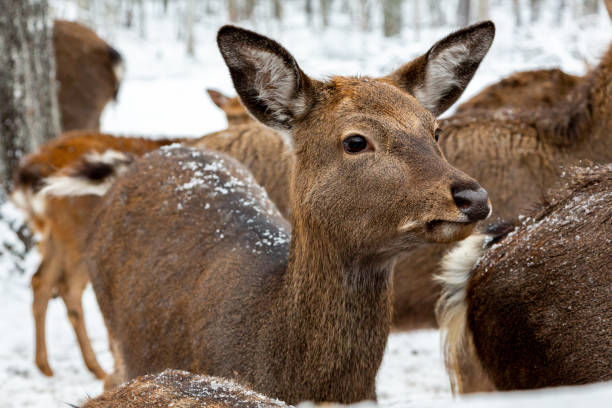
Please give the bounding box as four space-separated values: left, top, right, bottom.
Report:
343 135 369 154
434 128 443 142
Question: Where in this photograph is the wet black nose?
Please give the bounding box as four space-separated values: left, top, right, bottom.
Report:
451 183 490 221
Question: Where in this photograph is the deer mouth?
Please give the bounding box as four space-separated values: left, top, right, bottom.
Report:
424 219 477 243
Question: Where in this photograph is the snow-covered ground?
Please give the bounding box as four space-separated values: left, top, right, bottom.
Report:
1 1 611 407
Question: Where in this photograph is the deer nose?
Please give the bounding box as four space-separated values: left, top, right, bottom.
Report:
451 183 490 221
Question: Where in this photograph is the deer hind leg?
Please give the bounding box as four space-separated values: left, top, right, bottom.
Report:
103 335 127 390
31 253 60 377
57 268 107 379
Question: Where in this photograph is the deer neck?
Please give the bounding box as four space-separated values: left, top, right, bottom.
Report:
270 221 393 403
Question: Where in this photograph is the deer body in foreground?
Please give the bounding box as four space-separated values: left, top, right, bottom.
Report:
54 20 124 131
11 131 182 378
11 90 288 378
392 40 612 330
437 164 612 392
82 24 494 403
83 369 288 408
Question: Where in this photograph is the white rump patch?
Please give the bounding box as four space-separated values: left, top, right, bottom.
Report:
435 233 486 393
415 43 469 113
112 58 125 85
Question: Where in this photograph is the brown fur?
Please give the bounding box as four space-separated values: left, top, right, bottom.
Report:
11 131 181 379
456 68 580 114
392 42 612 333
464 164 612 390
54 20 123 131
207 89 254 127
85 24 494 404
83 369 288 408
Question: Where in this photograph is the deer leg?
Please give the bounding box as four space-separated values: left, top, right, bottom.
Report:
58 277 107 379
104 335 127 391
31 260 55 377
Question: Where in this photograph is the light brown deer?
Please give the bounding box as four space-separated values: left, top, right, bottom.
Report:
207 88 254 126
437 164 612 393
12 98 288 378
82 369 288 408
75 24 495 404
455 68 580 114
391 37 612 331
11 131 183 379
54 20 124 131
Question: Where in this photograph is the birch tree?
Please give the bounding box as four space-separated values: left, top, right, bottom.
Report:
0 0 60 196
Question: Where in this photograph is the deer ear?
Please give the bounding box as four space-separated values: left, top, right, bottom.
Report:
206 89 230 108
217 25 315 137
385 21 495 116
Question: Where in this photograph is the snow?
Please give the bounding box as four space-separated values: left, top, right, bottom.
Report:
1 1 612 407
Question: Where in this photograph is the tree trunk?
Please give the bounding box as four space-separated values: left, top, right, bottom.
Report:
359 0 370 31
383 0 402 37
320 0 332 27
0 0 60 195
582 0 599 16
186 0 196 56
428 0 446 26
478 0 488 20
305 0 313 24
530 0 542 22
413 0 421 40
272 0 282 20
228 0 238 22
243 0 256 20
513 0 522 26
457 0 471 26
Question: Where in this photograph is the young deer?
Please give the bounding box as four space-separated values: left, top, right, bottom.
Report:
455 68 580 114
54 20 124 131
12 96 288 378
437 164 612 393
83 369 288 408
81 24 494 403
207 88 254 126
11 131 183 379
392 38 612 330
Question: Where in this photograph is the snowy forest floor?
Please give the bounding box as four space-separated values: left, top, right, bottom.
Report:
1 1 612 406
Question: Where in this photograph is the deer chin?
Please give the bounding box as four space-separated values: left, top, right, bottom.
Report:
424 219 477 243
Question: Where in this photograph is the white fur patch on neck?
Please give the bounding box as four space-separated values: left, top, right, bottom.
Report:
415 43 469 113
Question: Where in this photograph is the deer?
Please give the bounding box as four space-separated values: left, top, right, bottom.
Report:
455 68 580 114
207 88 255 127
82 369 288 408
62 23 496 404
11 131 186 379
54 20 124 131
437 163 612 393
391 30 612 331
11 93 289 378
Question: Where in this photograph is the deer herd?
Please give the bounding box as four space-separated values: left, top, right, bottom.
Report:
7 4 612 406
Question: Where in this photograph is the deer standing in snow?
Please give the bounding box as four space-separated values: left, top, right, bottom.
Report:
75 24 495 403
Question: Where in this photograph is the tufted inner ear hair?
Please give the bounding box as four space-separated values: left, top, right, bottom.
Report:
384 21 495 117
217 25 316 142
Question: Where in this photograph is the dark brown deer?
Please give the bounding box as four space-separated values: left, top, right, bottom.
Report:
54 20 124 131
82 369 288 408
456 68 580 114
392 38 612 331
78 24 495 404
207 88 254 126
437 164 612 393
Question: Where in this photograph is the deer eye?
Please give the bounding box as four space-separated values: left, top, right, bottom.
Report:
434 128 443 142
343 135 369 154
